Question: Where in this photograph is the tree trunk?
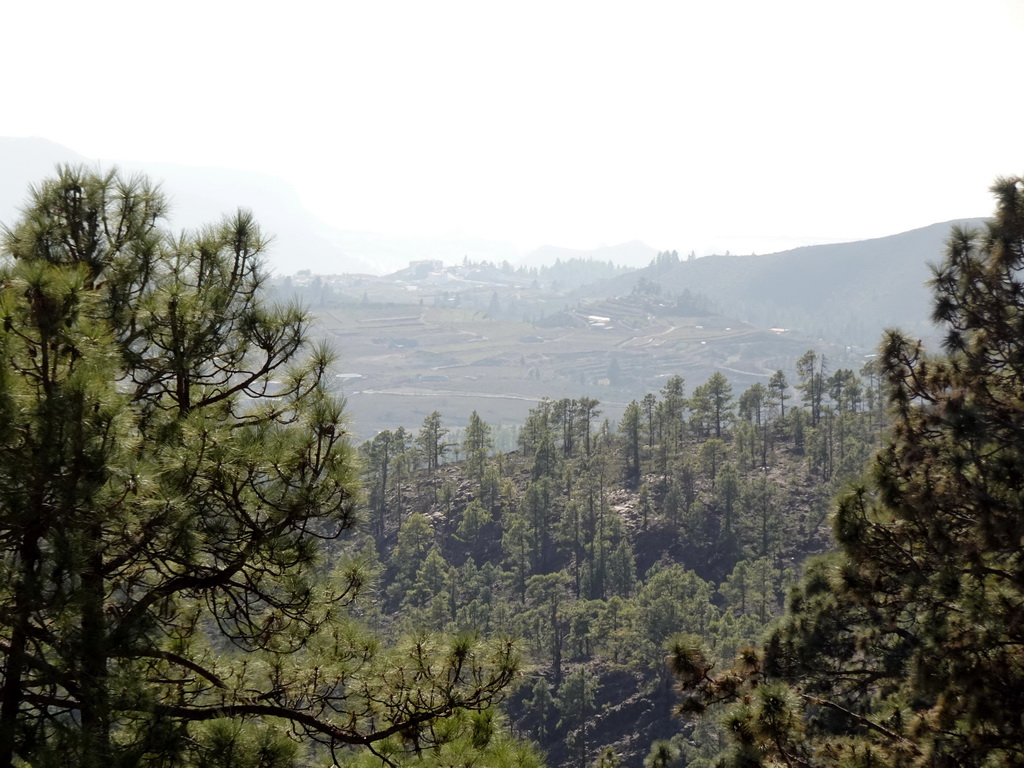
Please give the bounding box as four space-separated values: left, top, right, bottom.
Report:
79 534 110 768
0 530 42 768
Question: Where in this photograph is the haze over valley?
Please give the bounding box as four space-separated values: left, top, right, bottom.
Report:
0 137 983 438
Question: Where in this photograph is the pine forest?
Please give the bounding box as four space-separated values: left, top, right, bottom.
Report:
2 167 1024 768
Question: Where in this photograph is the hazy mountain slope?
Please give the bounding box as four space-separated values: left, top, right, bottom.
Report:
1 137 984 327
591 220 985 346
130 160 388 275
0 137 375 274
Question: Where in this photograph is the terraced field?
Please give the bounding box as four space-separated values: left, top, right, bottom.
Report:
313 299 817 438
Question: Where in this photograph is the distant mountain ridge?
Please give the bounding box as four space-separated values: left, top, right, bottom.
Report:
1 136 984 341
587 219 986 347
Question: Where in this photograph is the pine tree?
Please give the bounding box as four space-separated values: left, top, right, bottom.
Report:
689 376 724 439
659 375 687 452
417 410 450 473
365 428 400 538
768 369 789 419
619 400 643 488
0 167 517 767
796 350 826 426
676 174 1024 768
462 410 492 484
556 667 598 768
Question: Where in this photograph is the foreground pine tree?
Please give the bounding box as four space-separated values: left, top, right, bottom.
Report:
675 175 1024 767
0 167 518 767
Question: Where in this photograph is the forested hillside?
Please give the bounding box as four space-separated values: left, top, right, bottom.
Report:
672 175 1024 768
0 168 531 768
357 357 888 767
5 164 1023 768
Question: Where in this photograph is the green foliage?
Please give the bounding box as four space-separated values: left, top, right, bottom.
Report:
364 428 412 538
527 677 557 744
456 499 494 555
0 167 519 768
643 740 678 768
768 369 789 418
619 400 643 488
343 708 545 768
677 175 1024 767
557 668 599 768
522 572 572 684
403 546 452 619
191 721 299 768
739 475 780 559
387 512 437 608
632 564 718 667
353 287 888 766
593 746 624 768
719 557 783 623
690 372 733 440
417 410 450 474
463 410 493 484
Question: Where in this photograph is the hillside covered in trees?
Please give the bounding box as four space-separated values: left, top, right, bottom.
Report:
3 165 1024 768
0 168 529 768
671 175 1024 768
357 354 887 767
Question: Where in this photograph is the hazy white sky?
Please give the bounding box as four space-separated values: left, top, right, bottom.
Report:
4 0 1023 256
